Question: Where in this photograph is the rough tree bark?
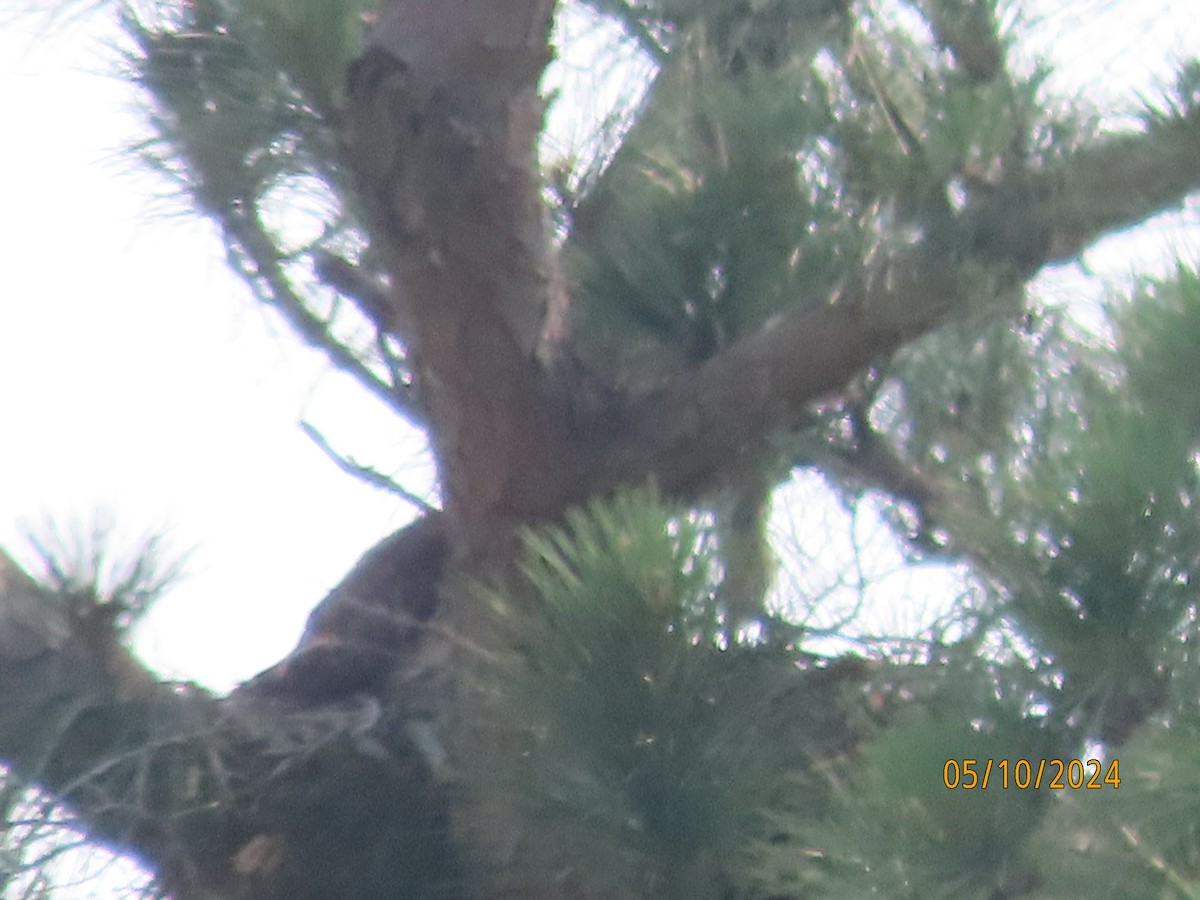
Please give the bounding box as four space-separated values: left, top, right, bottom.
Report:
3 1 1200 897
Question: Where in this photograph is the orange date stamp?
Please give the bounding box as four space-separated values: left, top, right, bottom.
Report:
943 758 1121 790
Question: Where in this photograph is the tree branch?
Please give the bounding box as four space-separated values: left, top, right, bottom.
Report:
960 107 1200 272
0 550 236 888
590 112 1200 500
579 0 668 63
593 251 967 497
0 531 457 900
221 210 426 429
311 250 395 333
300 420 437 513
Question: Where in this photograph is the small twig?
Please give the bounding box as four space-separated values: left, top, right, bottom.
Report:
300 422 436 514
312 250 393 330
583 0 667 64
375 331 410 397
220 208 425 428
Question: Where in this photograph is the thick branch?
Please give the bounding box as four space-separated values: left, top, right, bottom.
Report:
0 551 236 889
958 108 1200 272
0 533 456 900
592 253 966 496
1040 111 1200 263
590 112 1200 498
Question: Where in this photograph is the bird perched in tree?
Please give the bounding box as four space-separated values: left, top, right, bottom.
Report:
243 513 447 705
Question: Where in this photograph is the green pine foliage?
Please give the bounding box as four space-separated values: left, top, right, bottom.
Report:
123 0 352 213
565 1 860 387
775 262 1200 895
475 489 881 896
1025 724 1200 899
480 493 769 868
473 254 1200 897
21 513 187 634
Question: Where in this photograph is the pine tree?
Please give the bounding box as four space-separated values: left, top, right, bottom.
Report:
3 0 1200 897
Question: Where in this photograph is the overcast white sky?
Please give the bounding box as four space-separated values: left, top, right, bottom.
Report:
1 1 1198 697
